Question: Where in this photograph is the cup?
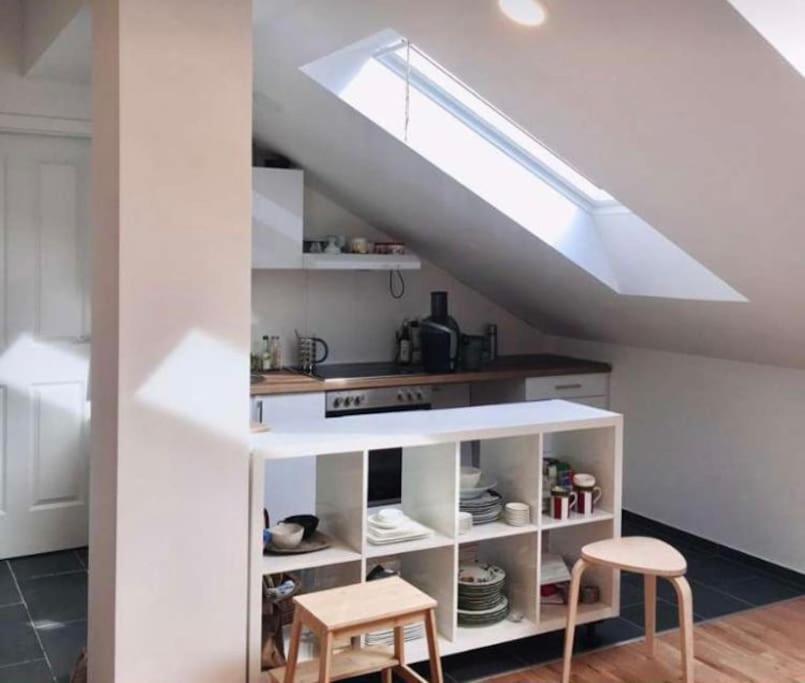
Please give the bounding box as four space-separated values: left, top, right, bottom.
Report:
550 485 577 521
350 237 369 254
573 473 602 517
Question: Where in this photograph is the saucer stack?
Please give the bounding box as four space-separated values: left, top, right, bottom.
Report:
503 502 531 527
459 490 503 525
367 508 434 546
457 562 509 627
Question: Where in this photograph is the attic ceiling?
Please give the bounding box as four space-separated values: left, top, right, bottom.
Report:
253 0 805 368
27 1 805 368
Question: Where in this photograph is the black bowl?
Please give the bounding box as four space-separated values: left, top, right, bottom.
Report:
282 514 319 540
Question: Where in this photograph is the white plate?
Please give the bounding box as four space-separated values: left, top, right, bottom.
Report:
458 562 506 586
368 513 407 529
459 479 498 500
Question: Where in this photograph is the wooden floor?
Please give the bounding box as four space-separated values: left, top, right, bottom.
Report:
487 597 805 683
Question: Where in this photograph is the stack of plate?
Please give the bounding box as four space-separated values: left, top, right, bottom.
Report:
457 562 509 627
459 490 503 525
366 622 424 646
503 502 531 527
367 509 434 546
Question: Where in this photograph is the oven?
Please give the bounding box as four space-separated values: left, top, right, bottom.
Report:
325 385 432 506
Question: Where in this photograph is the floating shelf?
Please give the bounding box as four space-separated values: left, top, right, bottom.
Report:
541 509 614 531
302 253 421 271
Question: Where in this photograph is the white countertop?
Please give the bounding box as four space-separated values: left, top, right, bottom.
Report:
251 399 621 460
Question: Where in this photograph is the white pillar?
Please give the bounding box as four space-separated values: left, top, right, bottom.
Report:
89 1 252 681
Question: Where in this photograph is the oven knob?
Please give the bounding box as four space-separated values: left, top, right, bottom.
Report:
397 391 405 402
354 395 363 406
406 390 414 402
415 390 424 401
333 397 343 409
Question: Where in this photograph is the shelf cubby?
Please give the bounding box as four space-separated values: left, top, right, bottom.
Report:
262 450 364 575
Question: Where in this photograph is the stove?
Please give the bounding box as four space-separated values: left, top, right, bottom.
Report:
311 362 425 380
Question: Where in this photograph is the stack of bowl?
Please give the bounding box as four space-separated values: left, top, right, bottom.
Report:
503 502 531 527
457 562 509 627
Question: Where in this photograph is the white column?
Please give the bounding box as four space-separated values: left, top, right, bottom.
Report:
89 1 252 681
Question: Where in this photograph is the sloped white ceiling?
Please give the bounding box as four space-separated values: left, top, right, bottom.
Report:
253 0 805 368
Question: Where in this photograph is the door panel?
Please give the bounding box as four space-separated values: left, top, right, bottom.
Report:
0 133 90 558
31 382 86 507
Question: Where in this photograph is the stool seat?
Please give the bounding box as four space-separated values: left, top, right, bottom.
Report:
582 536 687 577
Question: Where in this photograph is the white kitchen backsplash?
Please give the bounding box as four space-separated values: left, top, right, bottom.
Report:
251 185 545 364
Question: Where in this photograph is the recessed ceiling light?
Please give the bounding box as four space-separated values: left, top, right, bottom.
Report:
499 0 548 27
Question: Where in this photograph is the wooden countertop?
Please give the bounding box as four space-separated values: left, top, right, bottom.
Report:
250 354 611 396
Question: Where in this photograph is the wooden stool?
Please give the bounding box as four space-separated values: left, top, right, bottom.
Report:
270 576 444 683
562 537 694 683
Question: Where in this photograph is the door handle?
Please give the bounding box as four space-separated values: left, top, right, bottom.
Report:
554 383 583 390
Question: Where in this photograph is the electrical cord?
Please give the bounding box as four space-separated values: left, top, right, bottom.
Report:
389 268 406 299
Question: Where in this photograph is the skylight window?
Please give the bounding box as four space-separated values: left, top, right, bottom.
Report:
376 41 615 207
301 30 746 302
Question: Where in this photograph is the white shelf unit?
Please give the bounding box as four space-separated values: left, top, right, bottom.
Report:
248 401 622 681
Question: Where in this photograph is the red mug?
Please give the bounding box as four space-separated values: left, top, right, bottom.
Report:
550 485 577 521
573 473 602 516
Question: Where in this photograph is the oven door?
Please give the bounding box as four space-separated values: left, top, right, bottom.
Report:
326 403 431 506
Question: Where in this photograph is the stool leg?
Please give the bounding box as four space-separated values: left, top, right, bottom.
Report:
670 576 694 683
424 609 444 683
561 558 587 683
284 612 303 683
644 574 657 656
318 630 333 683
381 668 393 683
394 625 406 666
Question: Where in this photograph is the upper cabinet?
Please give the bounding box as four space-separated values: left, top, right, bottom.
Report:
252 167 304 269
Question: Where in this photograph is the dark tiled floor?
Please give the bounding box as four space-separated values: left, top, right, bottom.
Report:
0 549 87 683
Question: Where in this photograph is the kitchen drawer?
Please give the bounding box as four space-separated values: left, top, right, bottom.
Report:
525 373 609 401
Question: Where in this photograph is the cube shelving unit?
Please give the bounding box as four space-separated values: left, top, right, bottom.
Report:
248 400 622 682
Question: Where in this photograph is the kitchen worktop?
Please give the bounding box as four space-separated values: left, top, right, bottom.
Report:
250 354 611 396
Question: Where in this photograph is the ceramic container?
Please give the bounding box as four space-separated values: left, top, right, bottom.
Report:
269 522 304 549
460 466 483 489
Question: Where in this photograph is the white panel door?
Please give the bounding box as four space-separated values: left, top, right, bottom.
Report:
0 133 91 558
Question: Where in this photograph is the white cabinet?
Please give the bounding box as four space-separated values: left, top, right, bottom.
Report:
253 392 324 523
252 167 304 269
525 373 609 402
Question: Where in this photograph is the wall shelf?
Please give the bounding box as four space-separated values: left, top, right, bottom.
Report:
302 253 421 271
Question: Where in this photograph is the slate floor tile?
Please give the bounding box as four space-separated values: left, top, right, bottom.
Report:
75 548 88 571
18 573 87 625
442 642 527 682
0 660 52 683
9 552 83 582
38 620 87 683
0 605 43 668
0 564 20 607
621 599 680 632
685 555 763 589
575 617 643 652
721 575 803 606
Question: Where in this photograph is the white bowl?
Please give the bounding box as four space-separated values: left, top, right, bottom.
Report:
460 467 483 489
269 522 304 549
377 508 405 524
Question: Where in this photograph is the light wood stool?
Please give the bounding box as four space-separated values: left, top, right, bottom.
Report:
269 576 444 683
562 537 694 683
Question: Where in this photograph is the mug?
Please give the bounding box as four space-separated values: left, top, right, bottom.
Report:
350 237 369 254
573 473 602 516
550 485 577 521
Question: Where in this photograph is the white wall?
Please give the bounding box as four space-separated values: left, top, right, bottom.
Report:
546 334 805 572
0 1 91 122
251 184 545 363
